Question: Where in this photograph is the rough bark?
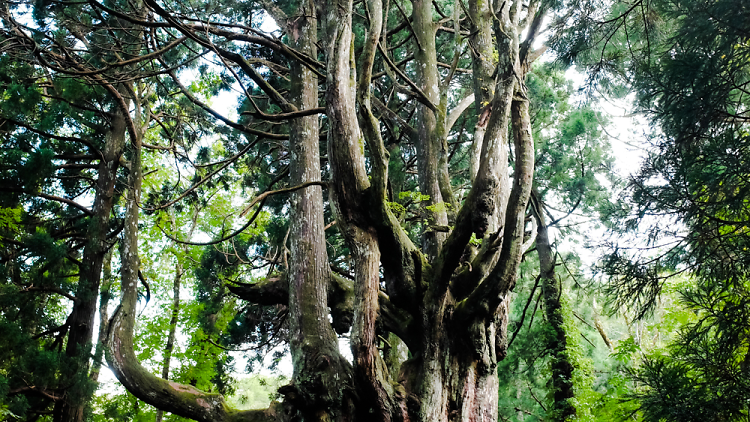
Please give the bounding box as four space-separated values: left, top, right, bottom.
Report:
467 0 496 184
323 0 408 418
78 252 111 422
285 2 353 418
102 0 555 420
411 0 450 259
90 248 114 384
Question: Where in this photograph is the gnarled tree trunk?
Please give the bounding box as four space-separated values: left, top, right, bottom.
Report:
103 0 552 420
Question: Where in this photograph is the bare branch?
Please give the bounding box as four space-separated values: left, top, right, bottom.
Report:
446 93 475 133
377 43 439 113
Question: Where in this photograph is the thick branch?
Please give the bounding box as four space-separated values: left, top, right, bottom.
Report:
165 69 288 140
323 0 406 419
227 271 358 337
455 95 535 321
241 107 326 121
356 0 389 195
0 188 94 216
433 56 519 298
190 25 324 75
519 5 547 67
227 276 289 306
377 43 439 114
446 93 475 134
106 119 279 422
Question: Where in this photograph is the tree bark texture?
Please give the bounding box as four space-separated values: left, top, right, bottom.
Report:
319 0 542 419
411 0 451 259
90 249 114 385
286 2 354 419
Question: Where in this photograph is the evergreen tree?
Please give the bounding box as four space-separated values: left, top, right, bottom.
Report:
0 13 132 419
557 0 750 419
0 1 209 418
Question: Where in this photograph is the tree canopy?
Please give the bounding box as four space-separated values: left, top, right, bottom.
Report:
1 0 748 421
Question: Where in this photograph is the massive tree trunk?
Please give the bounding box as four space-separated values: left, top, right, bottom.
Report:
321 0 540 419
102 0 552 420
53 110 127 422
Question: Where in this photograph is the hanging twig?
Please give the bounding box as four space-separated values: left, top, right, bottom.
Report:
507 274 541 350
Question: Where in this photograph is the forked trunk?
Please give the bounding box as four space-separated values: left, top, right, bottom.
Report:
102 0 550 420
404 310 500 422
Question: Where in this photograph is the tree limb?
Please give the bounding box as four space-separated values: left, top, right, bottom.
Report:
0 188 94 216
446 93 475 134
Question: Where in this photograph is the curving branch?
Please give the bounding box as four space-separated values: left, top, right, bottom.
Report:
455 94 535 321
164 68 288 140
446 93 475 134
106 118 281 422
377 43 439 114
323 0 411 418
189 25 324 76
0 188 94 216
240 107 326 121
144 140 257 211
227 276 289 306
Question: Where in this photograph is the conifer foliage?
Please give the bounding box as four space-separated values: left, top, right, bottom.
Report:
561 0 750 420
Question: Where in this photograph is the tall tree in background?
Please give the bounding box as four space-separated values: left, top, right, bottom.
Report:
558 0 750 420
0 0 220 419
531 98 613 421
495 64 617 421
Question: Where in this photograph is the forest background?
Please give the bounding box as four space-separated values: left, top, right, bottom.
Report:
1 0 748 421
